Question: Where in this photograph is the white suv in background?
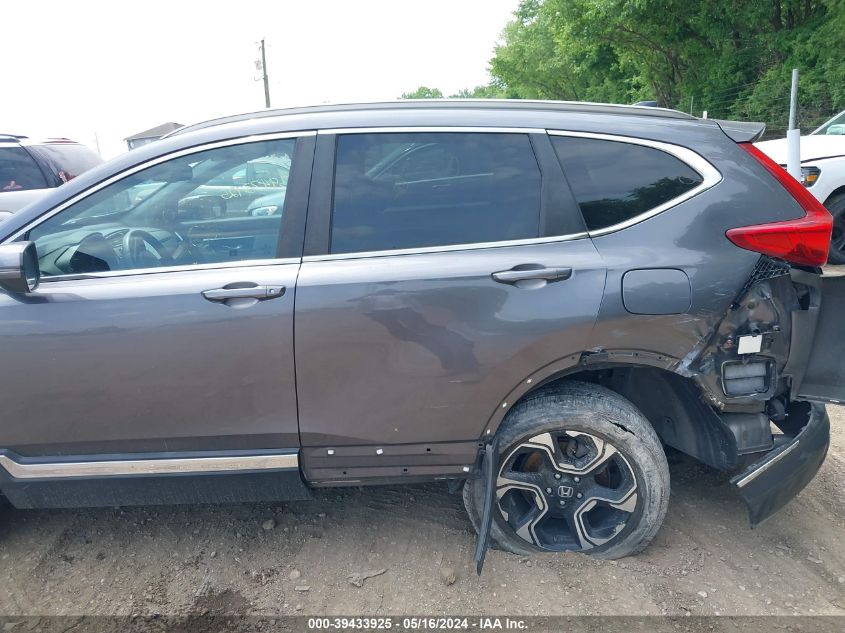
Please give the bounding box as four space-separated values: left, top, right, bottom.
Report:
756 111 845 263
0 135 102 222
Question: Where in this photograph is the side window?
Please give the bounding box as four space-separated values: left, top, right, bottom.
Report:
330 132 542 254
206 165 246 186
817 112 845 135
28 138 297 278
551 136 704 232
251 159 289 186
0 147 49 191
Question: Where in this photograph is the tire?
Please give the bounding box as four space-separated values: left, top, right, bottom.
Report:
826 193 845 265
463 381 669 559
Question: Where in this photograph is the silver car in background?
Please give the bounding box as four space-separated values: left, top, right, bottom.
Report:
0 135 101 221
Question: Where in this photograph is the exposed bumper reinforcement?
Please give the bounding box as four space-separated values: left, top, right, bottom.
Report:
731 403 829 527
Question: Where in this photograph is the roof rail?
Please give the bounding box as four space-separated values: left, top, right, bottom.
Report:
0 134 28 142
168 99 695 138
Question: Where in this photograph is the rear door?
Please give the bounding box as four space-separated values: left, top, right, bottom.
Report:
294 129 607 481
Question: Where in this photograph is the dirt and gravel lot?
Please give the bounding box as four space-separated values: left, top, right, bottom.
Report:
0 408 842 619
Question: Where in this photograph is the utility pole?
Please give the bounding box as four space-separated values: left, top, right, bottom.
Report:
786 68 800 180
259 39 271 108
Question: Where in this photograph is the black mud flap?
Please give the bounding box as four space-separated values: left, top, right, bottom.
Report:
797 274 845 403
730 403 829 526
473 439 498 575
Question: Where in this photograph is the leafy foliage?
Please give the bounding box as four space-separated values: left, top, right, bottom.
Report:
400 86 445 99
489 0 845 133
401 84 512 99
403 1 845 135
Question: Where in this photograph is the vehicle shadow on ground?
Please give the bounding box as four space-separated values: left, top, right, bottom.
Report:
0 457 738 543
2 453 842 618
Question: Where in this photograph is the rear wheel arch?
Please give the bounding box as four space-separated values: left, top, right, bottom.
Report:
485 363 743 471
480 351 681 440
823 185 845 207
824 191 845 263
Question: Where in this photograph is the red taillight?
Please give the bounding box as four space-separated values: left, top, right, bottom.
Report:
726 143 832 267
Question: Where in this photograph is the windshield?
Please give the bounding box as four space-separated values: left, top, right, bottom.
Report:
812 111 845 135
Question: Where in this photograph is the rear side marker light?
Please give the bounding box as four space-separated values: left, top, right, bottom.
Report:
726 143 832 267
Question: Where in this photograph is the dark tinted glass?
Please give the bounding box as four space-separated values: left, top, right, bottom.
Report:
0 147 49 191
551 136 703 231
29 143 102 183
331 133 541 253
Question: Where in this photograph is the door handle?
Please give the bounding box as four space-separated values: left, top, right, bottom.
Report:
202 285 285 302
492 267 572 284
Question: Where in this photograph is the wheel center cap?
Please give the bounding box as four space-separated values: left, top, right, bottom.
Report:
557 485 574 498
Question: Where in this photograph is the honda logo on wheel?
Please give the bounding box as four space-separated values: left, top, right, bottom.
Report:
557 485 574 498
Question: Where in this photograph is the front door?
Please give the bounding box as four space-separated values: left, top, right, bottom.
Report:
0 133 314 458
294 130 606 481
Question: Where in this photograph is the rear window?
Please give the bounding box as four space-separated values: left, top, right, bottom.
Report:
0 146 49 191
551 136 703 232
29 143 102 184
330 132 542 254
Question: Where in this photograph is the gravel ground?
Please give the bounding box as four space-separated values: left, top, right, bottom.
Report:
0 408 842 619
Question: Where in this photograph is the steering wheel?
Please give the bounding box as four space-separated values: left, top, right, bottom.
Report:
122 229 175 268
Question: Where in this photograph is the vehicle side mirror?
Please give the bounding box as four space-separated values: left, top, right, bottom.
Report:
0 242 40 294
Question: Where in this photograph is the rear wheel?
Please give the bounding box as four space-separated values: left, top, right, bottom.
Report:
826 194 845 264
463 381 669 559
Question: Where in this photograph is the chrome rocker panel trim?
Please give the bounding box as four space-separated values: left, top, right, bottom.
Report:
0 451 298 480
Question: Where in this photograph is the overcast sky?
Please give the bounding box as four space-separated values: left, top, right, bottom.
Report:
1 0 519 158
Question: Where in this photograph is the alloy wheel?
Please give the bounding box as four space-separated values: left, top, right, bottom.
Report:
496 430 638 552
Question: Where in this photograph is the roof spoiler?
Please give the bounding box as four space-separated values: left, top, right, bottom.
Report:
713 119 766 143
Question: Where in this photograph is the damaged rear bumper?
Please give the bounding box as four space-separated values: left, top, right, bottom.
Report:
730 402 829 527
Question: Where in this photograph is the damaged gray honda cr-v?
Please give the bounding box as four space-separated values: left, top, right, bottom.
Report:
0 101 837 569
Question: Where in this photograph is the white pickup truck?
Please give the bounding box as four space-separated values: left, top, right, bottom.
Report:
756 110 845 263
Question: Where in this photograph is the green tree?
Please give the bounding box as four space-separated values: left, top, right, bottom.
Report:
488 0 845 133
400 86 444 99
449 84 510 99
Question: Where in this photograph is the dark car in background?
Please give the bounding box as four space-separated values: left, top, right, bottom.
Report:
0 135 101 221
0 101 839 564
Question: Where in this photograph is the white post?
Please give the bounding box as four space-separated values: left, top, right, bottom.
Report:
786 69 801 179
